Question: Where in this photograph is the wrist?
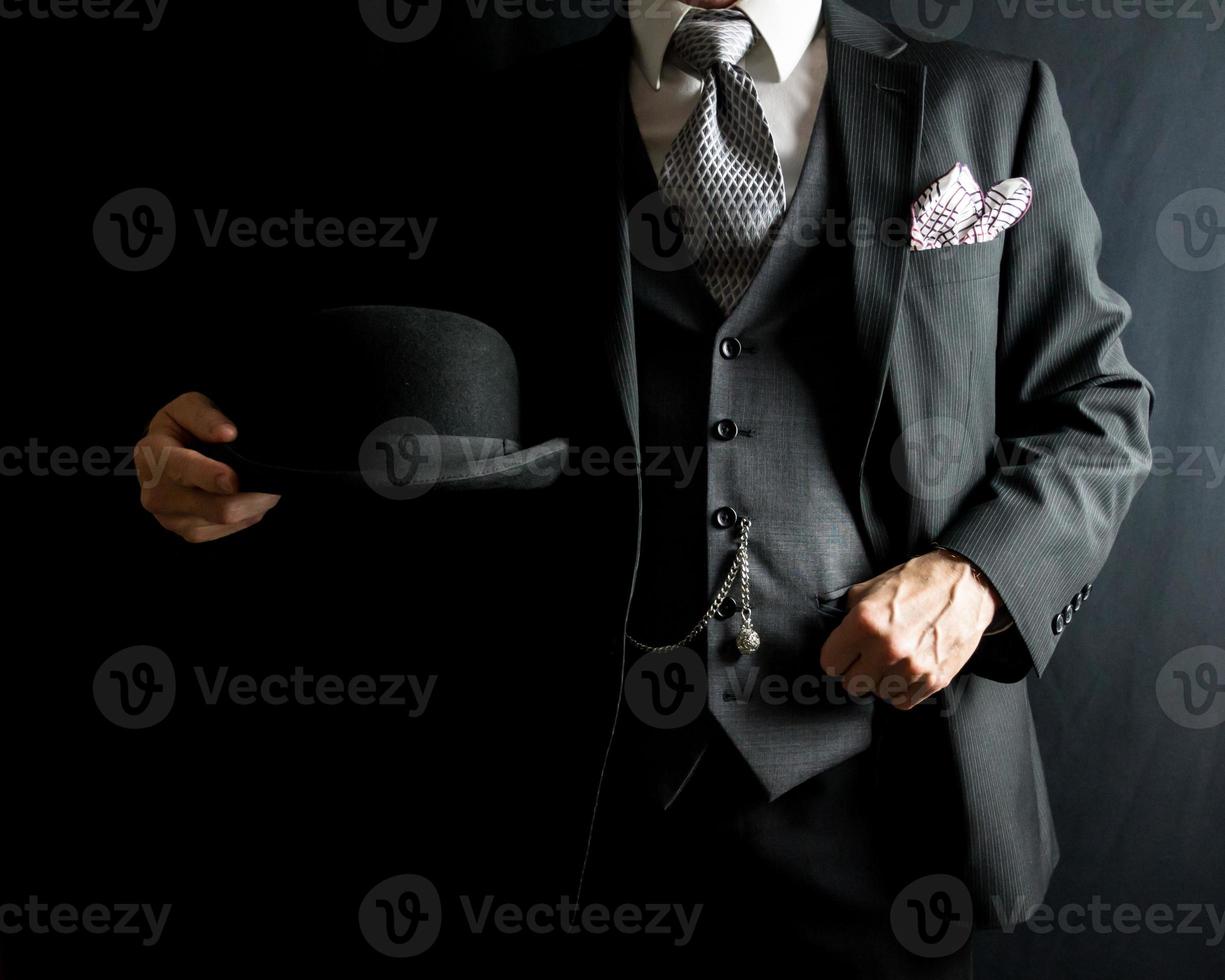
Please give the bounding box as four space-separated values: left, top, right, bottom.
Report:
930 544 1010 633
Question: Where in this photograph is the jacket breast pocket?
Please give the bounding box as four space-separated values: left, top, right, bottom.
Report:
907 237 1005 286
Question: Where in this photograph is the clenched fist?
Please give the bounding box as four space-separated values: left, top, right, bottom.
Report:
135 392 281 543
819 550 1004 710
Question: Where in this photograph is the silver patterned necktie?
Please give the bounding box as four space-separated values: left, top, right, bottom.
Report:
659 8 787 314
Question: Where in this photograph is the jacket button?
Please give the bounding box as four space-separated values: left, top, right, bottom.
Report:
720 337 743 360
1063 604 1075 622
1052 615 1065 635
715 596 739 621
713 506 737 529
1072 594 1083 612
1081 583 1092 600
714 419 739 441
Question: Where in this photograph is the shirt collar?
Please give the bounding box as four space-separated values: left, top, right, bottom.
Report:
629 0 824 91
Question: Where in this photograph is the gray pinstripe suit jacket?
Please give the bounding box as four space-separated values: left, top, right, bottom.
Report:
477 0 1154 930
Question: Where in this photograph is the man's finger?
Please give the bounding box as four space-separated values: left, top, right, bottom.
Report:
151 484 280 524
158 513 266 544
162 391 238 444
819 617 862 677
843 644 905 698
845 579 871 607
842 662 876 698
876 670 916 705
138 439 238 494
894 676 941 711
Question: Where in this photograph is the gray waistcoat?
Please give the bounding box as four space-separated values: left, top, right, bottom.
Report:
624 92 879 804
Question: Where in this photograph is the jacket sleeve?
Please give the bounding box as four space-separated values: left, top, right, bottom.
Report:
937 59 1154 683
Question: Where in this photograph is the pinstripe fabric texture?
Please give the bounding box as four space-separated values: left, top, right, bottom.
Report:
815 3 1150 926
567 0 1152 930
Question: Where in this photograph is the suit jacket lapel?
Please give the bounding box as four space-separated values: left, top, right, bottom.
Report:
824 0 926 499
593 16 640 454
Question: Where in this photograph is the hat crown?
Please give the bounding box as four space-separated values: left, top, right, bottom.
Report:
225 306 521 470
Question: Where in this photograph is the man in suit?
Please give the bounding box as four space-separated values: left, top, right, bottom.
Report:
133 0 1152 972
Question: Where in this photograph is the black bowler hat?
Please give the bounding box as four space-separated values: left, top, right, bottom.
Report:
204 306 568 498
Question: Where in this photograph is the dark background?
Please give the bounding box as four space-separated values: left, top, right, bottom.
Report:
1 0 1222 976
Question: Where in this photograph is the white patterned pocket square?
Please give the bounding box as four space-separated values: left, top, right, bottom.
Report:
910 162 1033 251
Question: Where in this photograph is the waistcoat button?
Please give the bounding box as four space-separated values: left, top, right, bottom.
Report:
713 506 737 529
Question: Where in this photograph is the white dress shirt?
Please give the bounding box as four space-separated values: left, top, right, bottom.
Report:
628 0 827 205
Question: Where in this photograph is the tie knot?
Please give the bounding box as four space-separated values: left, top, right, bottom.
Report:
668 9 757 76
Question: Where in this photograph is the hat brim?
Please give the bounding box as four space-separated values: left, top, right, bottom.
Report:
202 438 570 498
